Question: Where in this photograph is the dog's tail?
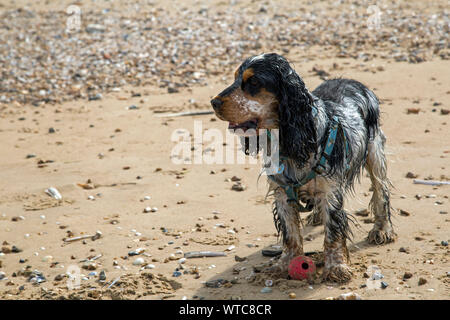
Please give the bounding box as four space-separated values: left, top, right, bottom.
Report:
359 85 380 140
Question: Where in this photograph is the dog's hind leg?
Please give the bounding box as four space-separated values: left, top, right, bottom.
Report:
321 187 353 283
266 186 304 274
305 206 323 226
366 130 396 244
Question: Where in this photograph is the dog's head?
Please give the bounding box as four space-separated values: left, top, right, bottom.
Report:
211 53 317 163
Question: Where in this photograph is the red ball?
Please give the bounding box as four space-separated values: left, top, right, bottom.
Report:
288 256 316 280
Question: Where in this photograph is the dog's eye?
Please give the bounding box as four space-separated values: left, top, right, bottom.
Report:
248 77 259 86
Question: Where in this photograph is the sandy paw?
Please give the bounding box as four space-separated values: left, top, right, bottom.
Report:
367 226 396 245
323 263 353 283
262 260 289 277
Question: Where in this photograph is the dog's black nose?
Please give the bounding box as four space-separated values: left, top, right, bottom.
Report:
210 98 223 111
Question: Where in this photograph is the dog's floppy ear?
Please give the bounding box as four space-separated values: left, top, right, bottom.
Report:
276 61 317 165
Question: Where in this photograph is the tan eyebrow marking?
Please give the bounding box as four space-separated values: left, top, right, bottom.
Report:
242 68 254 82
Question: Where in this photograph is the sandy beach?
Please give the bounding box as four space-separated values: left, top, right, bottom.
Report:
0 0 448 300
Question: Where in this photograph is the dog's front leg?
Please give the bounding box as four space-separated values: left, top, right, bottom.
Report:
268 186 304 274
319 189 353 283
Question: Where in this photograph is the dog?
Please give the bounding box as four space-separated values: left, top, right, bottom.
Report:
210 53 396 282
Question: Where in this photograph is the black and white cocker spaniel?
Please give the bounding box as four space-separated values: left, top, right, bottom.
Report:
210 53 395 282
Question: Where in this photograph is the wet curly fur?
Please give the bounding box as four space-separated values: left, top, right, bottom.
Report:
211 53 396 282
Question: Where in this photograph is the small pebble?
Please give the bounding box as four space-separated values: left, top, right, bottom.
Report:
418 277 427 286
265 279 273 287
132 257 145 266
260 287 272 293
403 272 413 280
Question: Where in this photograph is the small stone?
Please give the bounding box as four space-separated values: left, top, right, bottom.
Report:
128 248 145 256
88 93 103 101
86 24 106 33
407 108 420 114
133 257 145 266
418 277 427 286
99 270 106 281
380 281 388 289
288 292 296 299
54 274 65 281
441 241 449 246
167 85 179 94
262 249 282 257
337 292 362 300
403 272 413 280
405 172 418 179
11 246 22 253
205 279 226 288
231 182 246 191
399 209 411 216
260 287 272 293
173 271 182 277
1 246 11 254
42 255 53 262
82 262 97 270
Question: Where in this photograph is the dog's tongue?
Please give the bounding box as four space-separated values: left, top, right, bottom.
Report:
228 122 239 130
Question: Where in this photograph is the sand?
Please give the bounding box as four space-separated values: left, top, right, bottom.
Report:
0 0 448 300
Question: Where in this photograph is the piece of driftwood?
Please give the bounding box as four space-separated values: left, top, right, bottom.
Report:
64 231 102 243
413 179 450 186
155 110 214 118
80 253 103 263
184 251 227 259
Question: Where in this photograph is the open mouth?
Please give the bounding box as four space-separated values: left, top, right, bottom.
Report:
228 119 258 132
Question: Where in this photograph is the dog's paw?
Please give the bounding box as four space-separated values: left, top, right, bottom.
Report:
322 263 353 283
305 212 323 226
261 262 289 278
367 225 396 245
